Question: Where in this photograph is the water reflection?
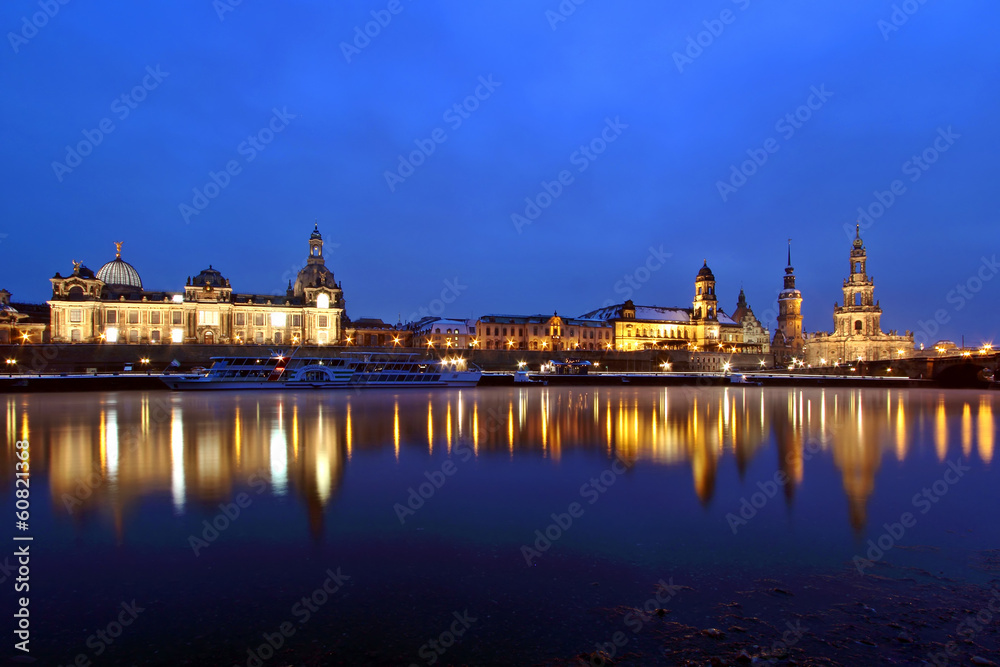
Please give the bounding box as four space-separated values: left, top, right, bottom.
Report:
3 387 996 535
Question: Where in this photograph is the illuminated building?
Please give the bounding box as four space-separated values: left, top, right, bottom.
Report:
804 226 913 365
0 289 46 344
771 241 804 365
581 262 752 364
46 225 345 345
476 313 612 351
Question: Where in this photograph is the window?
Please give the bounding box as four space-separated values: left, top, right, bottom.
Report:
533 326 538 335
569 329 574 337
855 262 861 273
70 309 83 323
105 310 117 324
172 311 183 325
129 330 139 343
128 310 139 324
270 312 286 327
151 330 160 343
436 328 441 334
254 313 264 326
316 293 330 309
502 327 507 336
71 329 81 342
274 332 282 344
469 327 475 334
854 293 862 306
698 287 702 295
255 331 264 344
150 311 161 325
318 315 328 328
589 331 594 339
105 327 119 343
292 314 301 327
855 320 863 332
198 311 220 326
236 313 246 326
171 328 184 343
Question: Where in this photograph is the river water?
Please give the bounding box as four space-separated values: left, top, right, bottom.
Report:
5 386 999 665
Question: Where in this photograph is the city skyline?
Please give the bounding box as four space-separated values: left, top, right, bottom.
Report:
2 2 998 343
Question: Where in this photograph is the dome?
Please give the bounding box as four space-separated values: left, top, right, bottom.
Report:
192 265 228 288
696 260 715 280
310 221 322 240
97 258 142 289
293 263 335 296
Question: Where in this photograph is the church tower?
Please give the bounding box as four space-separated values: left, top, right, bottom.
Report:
833 224 882 337
773 240 804 364
692 261 718 320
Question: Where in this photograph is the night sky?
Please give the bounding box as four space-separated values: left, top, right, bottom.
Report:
2 1 998 345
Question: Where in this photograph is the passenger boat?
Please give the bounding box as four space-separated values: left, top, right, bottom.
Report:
161 354 353 390
344 352 482 388
161 352 482 390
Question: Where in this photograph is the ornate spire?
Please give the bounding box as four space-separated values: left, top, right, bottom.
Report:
787 238 792 267
114 241 123 259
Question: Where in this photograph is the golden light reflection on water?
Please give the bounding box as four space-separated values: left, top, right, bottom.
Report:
4 388 996 535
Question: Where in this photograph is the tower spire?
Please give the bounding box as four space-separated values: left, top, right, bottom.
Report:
787 238 792 267
855 221 860 239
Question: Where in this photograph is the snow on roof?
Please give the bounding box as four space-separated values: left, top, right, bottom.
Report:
580 303 738 326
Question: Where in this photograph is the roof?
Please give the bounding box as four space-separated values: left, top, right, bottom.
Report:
580 303 738 326
97 257 143 289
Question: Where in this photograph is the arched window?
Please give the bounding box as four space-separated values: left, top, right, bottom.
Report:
855 320 863 332
698 287 702 295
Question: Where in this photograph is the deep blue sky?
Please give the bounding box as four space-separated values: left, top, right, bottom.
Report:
2 1 998 344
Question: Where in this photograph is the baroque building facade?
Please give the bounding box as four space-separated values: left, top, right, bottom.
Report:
581 262 750 353
47 225 345 345
477 313 612 351
771 243 804 365
804 227 913 365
